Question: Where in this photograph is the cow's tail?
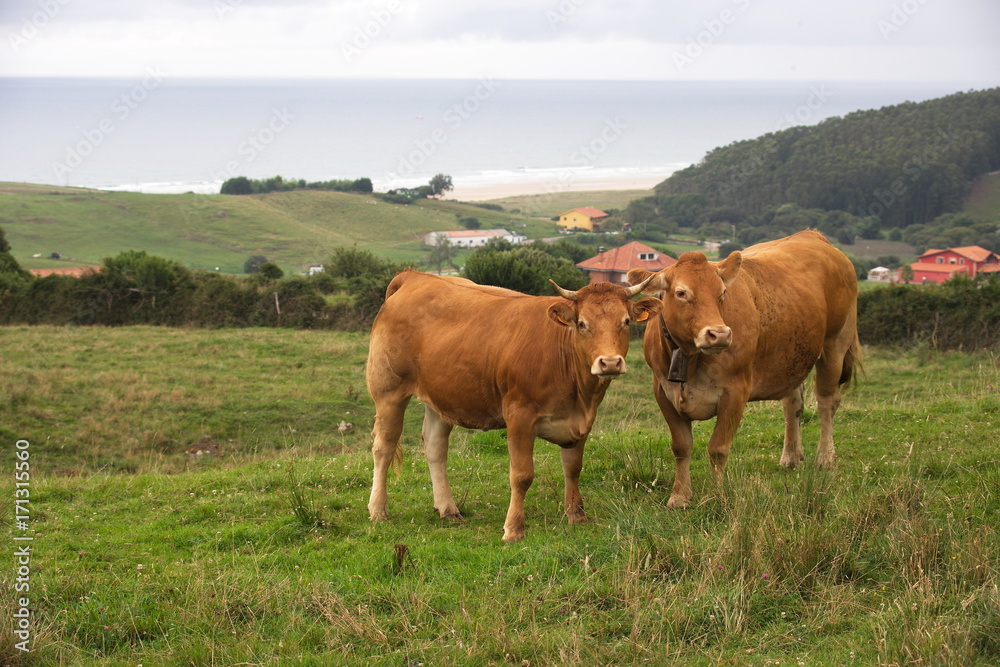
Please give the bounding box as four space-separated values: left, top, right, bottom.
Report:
384 269 414 301
839 332 863 388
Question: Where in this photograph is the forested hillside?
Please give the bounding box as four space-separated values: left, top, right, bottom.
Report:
638 88 1000 248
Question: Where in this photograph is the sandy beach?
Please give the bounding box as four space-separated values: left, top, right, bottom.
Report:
449 175 665 202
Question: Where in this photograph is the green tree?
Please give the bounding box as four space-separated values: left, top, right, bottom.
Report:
425 237 458 275
258 263 285 281
244 255 269 274
221 176 255 195
463 246 587 295
429 173 454 197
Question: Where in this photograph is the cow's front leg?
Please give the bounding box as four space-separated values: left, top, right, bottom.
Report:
560 439 588 524
503 421 536 543
707 387 749 484
422 406 461 520
779 384 805 468
654 379 694 509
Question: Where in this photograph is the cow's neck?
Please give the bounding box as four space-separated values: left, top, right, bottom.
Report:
659 314 695 382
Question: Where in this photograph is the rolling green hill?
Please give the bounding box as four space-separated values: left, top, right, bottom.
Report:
651 88 1000 236
0 183 557 273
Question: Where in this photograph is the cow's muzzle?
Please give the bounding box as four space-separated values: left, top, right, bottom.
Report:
591 355 627 378
697 326 732 354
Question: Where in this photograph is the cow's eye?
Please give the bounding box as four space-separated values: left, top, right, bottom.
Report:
577 320 587 331
624 317 631 327
675 289 687 300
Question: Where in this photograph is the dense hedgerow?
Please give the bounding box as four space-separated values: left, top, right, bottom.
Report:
857 275 1000 350
4 235 998 348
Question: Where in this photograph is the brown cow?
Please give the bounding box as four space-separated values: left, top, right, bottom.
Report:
366 270 661 542
627 230 860 508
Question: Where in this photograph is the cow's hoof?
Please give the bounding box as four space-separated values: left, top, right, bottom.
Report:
667 497 691 510
816 458 835 469
502 528 525 543
369 510 389 522
567 512 589 525
441 509 463 521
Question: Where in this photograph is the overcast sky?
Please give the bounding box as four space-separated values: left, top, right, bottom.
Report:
2 0 998 84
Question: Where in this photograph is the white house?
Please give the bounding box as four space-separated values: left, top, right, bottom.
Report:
423 229 527 248
867 266 893 282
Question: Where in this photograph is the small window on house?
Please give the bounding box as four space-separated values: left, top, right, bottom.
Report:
949 257 957 264
638 252 657 261
959 258 965 265
936 257 944 264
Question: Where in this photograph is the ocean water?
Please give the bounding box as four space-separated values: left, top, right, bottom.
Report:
0 77 964 195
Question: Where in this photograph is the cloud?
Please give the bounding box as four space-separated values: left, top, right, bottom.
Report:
2 0 998 83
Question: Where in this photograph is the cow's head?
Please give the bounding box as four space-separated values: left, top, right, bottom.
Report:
628 251 742 355
547 278 662 379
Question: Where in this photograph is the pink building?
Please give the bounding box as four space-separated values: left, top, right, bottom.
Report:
903 245 1000 284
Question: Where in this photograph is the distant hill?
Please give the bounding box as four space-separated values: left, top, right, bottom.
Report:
0 183 553 273
655 88 1000 230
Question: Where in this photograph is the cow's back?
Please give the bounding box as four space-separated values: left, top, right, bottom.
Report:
729 230 857 400
368 271 562 429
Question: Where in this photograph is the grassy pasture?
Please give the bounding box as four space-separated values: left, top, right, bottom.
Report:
1 326 998 665
0 184 558 273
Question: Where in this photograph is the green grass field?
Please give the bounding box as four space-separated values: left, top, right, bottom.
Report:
0 183 560 273
1 326 997 665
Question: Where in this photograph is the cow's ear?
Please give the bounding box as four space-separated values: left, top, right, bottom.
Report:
630 297 662 323
628 268 666 293
718 251 742 287
627 268 654 287
548 302 577 327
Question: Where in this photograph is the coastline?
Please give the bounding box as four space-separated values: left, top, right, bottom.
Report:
448 175 665 202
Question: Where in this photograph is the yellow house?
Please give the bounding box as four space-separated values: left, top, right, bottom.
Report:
558 206 609 232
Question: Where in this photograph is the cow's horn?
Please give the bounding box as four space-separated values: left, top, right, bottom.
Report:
549 279 578 301
625 274 654 297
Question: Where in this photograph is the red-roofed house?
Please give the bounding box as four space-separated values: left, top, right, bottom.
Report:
558 207 609 232
576 241 675 285
903 245 1000 284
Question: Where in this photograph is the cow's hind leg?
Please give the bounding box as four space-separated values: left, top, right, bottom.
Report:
779 384 805 468
367 390 410 522
560 439 588 524
422 406 461 520
813 330 855 468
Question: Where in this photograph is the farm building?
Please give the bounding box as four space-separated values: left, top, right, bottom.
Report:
867 266 893 282
903 245 1000 284
576 241 675 285
423 229 526 248
557 207 609 232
